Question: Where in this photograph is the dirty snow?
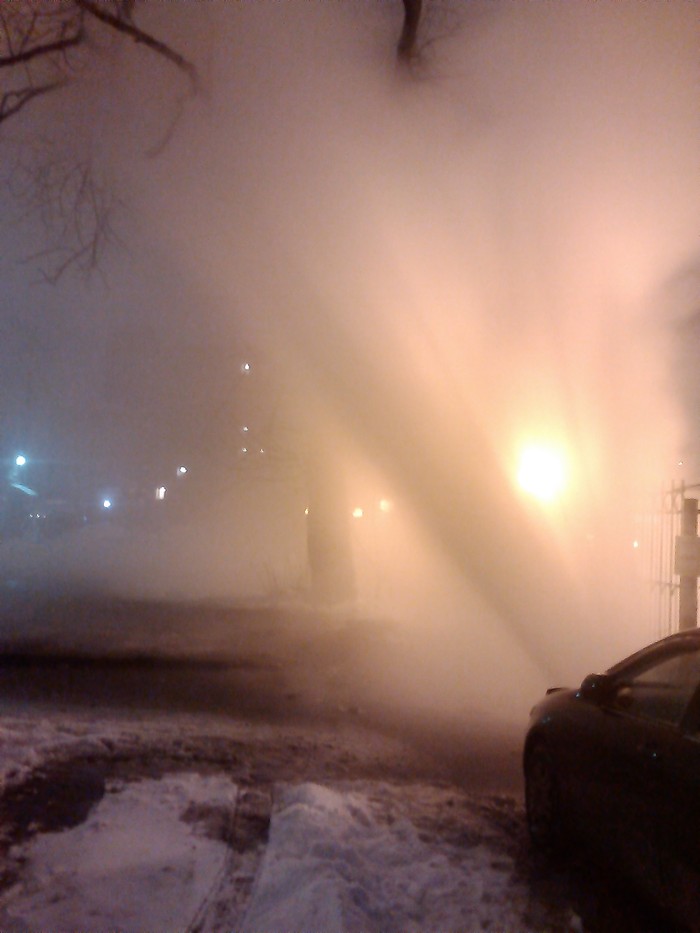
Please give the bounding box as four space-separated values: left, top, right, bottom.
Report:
0 774 571 933
0 711 583 932
1 773 237 933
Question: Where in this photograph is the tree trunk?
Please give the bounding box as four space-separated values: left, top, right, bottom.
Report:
305 448 356 607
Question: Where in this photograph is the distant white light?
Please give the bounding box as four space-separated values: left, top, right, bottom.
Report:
241 362 251 374
633 540 640 549
241 447 248 454
241 425 249 433
352 507 364 519
102 499 112 510
304 507 310 516
15 455 26 467
156 486 167 501
177 465 188 475
259 448 265 454
517 444 567 502
379 498 392 513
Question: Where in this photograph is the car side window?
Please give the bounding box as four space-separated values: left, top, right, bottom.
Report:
611 649 700 726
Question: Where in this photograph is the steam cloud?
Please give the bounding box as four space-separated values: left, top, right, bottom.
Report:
1 1 698 721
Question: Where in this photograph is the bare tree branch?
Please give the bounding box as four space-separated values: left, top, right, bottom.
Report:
75 0 198 93
0 21 84 69
7 153 123 283
0 1 199 282
1 0 422 285
0 1 198 133
144 88 189 158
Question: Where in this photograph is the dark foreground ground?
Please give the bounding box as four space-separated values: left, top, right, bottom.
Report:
0 589 525 789
0 590 676 932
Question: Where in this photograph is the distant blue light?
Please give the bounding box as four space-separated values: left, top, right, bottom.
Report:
102 499 112 510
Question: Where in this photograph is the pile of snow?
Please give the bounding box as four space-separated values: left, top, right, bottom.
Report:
244 782 540 933
0 771 581 932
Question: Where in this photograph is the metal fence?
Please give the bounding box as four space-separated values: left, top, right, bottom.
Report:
637 481 699 640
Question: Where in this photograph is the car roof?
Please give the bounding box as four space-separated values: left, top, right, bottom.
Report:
607 629 700 676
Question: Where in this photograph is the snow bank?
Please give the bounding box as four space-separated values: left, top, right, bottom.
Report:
243 782 540 933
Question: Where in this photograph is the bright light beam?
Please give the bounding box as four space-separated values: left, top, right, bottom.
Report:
517 444 567 503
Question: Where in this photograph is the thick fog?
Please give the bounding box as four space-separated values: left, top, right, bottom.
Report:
1 1 699 721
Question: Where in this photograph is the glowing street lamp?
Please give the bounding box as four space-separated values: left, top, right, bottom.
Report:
517 444 567 503
15 455 26 467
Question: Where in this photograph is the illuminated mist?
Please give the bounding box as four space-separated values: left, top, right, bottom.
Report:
1 1 698 724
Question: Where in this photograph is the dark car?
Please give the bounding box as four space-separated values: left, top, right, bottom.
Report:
524 630 700 930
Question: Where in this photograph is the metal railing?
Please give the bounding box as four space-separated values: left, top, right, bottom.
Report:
638 481 700 640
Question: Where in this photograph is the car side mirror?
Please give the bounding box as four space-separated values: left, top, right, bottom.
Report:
578 672 615 703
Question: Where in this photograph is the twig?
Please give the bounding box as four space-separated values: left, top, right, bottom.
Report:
75 0 198 93
0 24 84 69
0 80 67 124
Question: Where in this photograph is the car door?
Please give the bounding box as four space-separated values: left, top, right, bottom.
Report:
569 647 700 904
655 685 700 929
574 698 669 901
600 647 700 909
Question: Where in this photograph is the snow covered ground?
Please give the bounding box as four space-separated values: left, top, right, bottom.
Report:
0 709 586 932
0 591 651 931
